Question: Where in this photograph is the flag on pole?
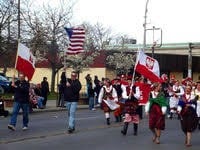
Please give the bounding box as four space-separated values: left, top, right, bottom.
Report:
15 43 35 80
64 27 85 55
135 50 162 83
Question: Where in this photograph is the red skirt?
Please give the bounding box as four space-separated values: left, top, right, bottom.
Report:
101 101 111 112
113 102 124 116
180 106 198 133
149 103 165 130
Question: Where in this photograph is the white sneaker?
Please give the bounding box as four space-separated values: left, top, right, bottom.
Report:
8 124 16 131
22 126 28 131
92 108 96 111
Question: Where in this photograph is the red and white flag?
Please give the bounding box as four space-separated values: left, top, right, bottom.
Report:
64 27 85 55
135 50 162 83
135 82 151 105
15 43 35 80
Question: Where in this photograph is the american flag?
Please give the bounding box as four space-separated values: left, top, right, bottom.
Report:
64 27 85 55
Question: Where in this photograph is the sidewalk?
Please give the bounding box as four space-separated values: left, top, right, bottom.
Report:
5 100 89 114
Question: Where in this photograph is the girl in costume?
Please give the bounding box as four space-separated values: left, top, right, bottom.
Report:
98 78 118 125
145 82 168 144
177 85 198 147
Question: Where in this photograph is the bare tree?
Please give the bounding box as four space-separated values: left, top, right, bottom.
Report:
83 22 113 50
0 0 18 74
19 0 74 92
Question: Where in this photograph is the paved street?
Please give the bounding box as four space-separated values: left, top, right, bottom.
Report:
0 109 200 150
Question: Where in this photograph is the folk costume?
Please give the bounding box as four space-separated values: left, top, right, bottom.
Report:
145 83 167 144
169 81 184 119
177 85 198 147
112 78 123 122
98 79 118 125
121 85 140 136
193 82 200 129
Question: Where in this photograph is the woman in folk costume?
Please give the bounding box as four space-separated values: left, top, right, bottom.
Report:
169 80 184 119
121 83 141 136
145 82 168 144
98 78 118 125
177 85 199 147
193 81 200 129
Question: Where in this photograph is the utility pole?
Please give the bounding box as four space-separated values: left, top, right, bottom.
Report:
188 43 193 78
17 0 20 40
143 0 150 50
146 26 162 58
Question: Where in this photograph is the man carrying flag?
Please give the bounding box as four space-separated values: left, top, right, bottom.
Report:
8 72 30 131
8 43 35 131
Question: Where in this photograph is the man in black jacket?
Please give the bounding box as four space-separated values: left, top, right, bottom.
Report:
8 73 30 131
64 71 82 133
41 77 49 107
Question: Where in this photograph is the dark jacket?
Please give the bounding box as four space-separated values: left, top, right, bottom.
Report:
14 80 30 103
88 83 95 98
59 72 67 93
64 78 82 102
41 80 49 95
124 96 139 115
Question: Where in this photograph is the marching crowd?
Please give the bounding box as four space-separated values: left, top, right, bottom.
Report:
86 73 200 147
5 71 200 147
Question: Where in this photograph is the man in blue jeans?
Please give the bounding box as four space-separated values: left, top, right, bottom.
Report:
64 71 82 133
8 73 30 131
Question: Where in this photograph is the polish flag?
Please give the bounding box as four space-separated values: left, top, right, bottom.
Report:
135 82 151 105
135 50 162 83
15 43 35 80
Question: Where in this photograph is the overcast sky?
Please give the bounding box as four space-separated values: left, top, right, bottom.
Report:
35 0 200 44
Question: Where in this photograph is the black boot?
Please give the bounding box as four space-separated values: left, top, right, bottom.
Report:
106 118 110 125
169 112 173 119
121 122 129 135
119 115 122 122
133 123 138 136
177 114 181 120
115 116 119 122
198 124 200 130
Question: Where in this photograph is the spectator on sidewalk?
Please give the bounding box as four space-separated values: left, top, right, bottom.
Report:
88 82 96 110
29 84 44 109
41 77 49 108
85 74 92 97
8 72 30 131
64 71 82 134
94 75 101 106
58 72 66 107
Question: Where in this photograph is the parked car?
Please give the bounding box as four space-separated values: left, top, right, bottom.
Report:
0 75 11 93
6 76 19 82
